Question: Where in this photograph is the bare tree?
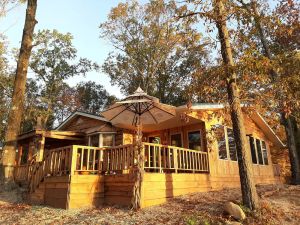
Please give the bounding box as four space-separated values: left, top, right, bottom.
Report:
213 0 259 210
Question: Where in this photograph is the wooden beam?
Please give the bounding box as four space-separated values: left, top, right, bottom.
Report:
44 133 84 141
47 131 85 137
17 130 38 141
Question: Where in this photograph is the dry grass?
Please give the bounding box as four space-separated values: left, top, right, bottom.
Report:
0 184 299 225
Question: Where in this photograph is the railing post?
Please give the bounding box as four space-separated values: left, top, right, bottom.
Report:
174 148 178 173
141 143 145 172
70 145 77 176
158 145 162 173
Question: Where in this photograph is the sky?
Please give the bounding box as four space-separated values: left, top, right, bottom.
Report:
0 0 133 99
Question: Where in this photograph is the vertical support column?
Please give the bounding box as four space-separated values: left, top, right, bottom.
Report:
28 140 34 162
17 145 23 165
37 135 45 162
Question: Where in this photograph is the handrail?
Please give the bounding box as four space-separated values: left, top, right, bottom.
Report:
28 146 73 193
143 142 209 173
71 145 106 174
14 157 38 183
20 142 210 191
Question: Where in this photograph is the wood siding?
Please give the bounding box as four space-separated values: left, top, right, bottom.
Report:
68 175 104 209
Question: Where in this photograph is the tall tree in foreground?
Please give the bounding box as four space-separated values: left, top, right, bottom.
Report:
235 0 300 184
1 0 37 181
213 0 259 209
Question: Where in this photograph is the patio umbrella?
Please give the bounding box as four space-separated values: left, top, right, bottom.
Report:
101 87 176 209
101 87 175 127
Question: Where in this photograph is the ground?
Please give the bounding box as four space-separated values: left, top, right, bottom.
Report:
0 184 299 225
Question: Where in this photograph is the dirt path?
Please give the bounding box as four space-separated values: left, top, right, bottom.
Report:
0 184 299 225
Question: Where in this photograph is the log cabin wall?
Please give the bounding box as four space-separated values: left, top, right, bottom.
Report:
205 113 280 189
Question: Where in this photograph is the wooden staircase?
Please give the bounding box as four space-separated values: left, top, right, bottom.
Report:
15 150 64 205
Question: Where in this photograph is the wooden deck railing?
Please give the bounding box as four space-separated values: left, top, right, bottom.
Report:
29 146 73 193
14 164 32 183
15 143 209 192
143 143 209 173
72 145 105 174
102 144 135 172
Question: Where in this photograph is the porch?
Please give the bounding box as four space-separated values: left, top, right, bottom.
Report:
14 143 209 208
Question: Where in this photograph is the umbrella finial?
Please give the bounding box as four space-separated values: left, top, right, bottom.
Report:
135 86 146 94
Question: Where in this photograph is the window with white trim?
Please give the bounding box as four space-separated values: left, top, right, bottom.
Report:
214 125 237 161
88 133 115 147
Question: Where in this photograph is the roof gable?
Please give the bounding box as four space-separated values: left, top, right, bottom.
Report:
56 111 109 131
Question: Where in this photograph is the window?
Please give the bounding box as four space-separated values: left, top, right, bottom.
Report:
248 137 268 165
88 133 115 147
215 125 227 159
227 128 237 161
102 134 114 147
256 139 264 165
214 125 237 161
262 141 268 165
89 134 99 147
249 137 257 164
188 131 201 151
149 136 161 144
170 133 182 147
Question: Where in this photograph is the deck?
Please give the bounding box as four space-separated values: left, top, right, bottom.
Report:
14 143 210 208
14 142 281 209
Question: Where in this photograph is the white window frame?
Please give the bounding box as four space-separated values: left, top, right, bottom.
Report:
88 132 116 148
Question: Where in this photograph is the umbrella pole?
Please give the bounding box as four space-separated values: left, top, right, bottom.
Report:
132 115 144 210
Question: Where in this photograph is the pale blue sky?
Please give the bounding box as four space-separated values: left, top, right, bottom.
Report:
0 0 135 98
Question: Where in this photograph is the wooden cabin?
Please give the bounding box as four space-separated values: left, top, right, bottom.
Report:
13 105 284 209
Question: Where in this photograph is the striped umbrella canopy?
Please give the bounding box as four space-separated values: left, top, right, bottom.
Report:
101 87 176 126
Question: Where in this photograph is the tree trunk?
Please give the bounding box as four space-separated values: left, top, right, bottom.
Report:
214 0 259 210
131 115 144 209
282 114 300 184
245 0 300 185
0 0 38 182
